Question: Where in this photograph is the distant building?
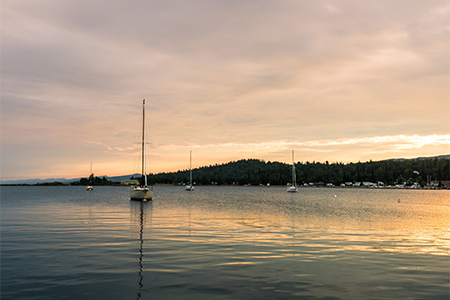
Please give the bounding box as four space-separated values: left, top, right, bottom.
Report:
121 180 139 185
431 180 450 187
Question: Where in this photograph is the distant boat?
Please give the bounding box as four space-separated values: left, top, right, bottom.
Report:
86 162 94 191
130 99 153 201
287 150 298 193
185 150 194 191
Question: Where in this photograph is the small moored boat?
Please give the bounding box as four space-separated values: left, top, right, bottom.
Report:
86 162 94 191
185 150 194 191
287 150 298 193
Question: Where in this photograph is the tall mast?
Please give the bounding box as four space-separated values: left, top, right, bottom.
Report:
292 150 296 187
90 162 93 184
142 99 147 186
190 150 192 185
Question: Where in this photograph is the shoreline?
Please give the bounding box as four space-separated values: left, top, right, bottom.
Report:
1 183 448 190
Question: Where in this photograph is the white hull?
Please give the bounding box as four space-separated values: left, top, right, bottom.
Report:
185 185 194 191
86 186 94 191
130 186 153 200
287 186 298 193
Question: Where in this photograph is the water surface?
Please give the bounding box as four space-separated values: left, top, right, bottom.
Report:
1 186 449 299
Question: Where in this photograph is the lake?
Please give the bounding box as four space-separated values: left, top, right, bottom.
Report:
1 186 449 299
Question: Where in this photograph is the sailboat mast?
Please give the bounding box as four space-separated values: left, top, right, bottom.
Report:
190 150 192 185
292 150 296 187
142 99 147 186
89 162 93 184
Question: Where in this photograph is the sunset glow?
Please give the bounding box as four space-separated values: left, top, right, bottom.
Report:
1 0 449 181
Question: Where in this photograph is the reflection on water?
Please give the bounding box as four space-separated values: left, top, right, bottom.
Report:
138 203 144 291
130 201 152 300
153 187 449 256
0 186 449 300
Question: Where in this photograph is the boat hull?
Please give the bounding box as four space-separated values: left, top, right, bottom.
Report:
287 186 298 193
86 186 94 191
130 187 153 200
185 185 194 191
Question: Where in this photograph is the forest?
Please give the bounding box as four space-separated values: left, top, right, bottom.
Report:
70 156 449 187
71 174 116 186
145 156 449 187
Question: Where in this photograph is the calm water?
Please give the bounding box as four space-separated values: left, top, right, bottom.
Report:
1 186 449 300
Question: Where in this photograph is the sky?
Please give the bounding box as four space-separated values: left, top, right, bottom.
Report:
1 0 449 180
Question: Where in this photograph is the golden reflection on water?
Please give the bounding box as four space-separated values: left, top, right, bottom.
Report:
141 189 449 257
40 189 448 258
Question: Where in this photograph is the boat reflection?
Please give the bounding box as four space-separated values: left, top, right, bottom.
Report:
130 200 152 300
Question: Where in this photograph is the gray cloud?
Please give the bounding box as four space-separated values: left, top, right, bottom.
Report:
1 0 448 178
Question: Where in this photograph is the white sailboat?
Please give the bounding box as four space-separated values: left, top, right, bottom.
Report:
86 162 94 191
130 99 153 201
185 150 194 191
287 150 298 193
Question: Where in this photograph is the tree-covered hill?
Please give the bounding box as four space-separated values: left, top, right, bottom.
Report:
71 174 118 186
147 156 449 187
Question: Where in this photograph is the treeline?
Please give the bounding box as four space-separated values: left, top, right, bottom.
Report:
146 157 449 187
71 174 118 186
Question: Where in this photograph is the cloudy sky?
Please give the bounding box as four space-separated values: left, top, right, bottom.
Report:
1 0 449 180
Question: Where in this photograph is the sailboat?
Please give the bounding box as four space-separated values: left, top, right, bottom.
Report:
185 150 194 191
86 162 94 191
287 150 298 193
130 99 153 201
